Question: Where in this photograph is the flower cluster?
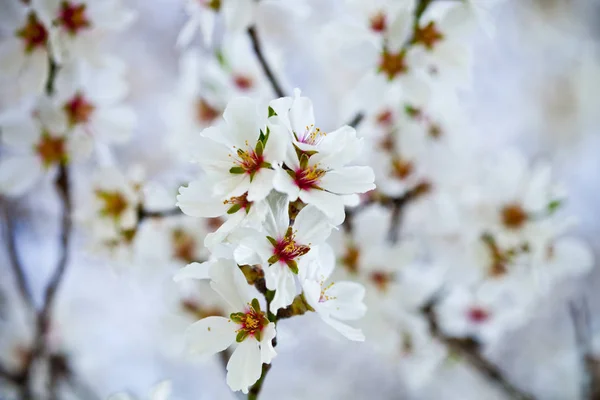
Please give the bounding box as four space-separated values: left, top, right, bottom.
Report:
174 92 374 392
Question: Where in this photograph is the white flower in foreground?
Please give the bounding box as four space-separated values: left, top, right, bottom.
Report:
108 380 171 400
235 193 334 312
301 246 366 341
271 95 375 224
176 259 276 394
192 97 286 202
177 0 254 48
0 98 71 196
0 7 50 97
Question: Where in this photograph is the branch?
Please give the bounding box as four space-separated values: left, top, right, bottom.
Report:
138 207 182 220
247 26 286 98
421 300 535 400
1 201 34 307
569 298 600 399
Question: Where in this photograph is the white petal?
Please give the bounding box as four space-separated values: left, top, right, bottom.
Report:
321 315 365 342
247 168 275 202
299 189 345 225
324 281 367 321
226 339 262 394
0 155 43 196
210 258 252 309
223 97 264 147
150 380 172 400
269 266 297 312
288 96 315 136
185 316 236 356
177 15 201 49
263 191 290 238
273 167 300 200
91 106 136 144
320 166 375 195
259 322 277 364
173 261 212 282
177 180 228 218
294 205 333 244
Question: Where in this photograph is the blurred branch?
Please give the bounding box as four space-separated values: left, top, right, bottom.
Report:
247 26 286 98
569 298 600 400
421 300 536 400
1 200 34 307
138 207 182 220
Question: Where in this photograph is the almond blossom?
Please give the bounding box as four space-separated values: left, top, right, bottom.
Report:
176 259 276 393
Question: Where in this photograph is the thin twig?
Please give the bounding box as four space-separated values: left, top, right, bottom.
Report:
569 298 600 399
1 202 34 307
421 300 535 400
247 26 286 98
138 207 181 220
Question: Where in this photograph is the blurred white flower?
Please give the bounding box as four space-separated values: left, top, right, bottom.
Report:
108 380 171 400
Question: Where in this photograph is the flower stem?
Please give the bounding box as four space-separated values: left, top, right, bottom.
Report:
247 363 272 400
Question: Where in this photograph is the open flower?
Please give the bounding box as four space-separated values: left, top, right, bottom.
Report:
191 97 286 203
271 95 375 224
234 193 334 312
301 246 367 341
175 259 276 394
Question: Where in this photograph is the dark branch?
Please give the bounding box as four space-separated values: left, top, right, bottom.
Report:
569 298 600 399
247 26 286 98
138 207 182 220
421 300 535 400
1 201 34 307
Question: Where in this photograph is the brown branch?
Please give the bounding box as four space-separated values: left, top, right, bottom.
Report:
138 207 182 220
1 201 34 307
421 300 535 400
247 26 286 98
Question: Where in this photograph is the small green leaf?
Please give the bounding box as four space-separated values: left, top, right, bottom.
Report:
266 236 278 247
249 170 256 182
236 330 249 343
229 166 245 174
268 254 279 265
285 169 296 179
268 106 277 117
251 298 261 313
255 140 264 157
229 312 245 323
299 153 310 169
227 204 242 214
286 259 299 274
254 328 262 342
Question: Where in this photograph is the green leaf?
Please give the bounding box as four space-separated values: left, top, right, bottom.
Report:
285 169 296 179
268 254 279 265
286 259 299 274
268 106 277 117
227 204 242 214
266 236 278 247
229 166 245 174
236 330 249 343
251 298 261 313
254 328 262 342
260 161 272 169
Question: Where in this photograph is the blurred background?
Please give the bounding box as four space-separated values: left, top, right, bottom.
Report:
2 0 600 399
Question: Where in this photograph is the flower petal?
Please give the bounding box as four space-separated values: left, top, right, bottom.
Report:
185 316 236 356
226 339 262 394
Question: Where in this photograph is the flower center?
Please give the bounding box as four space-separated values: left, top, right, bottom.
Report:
379 49 408 80
297 125 326 146
370 271 394 292
319 282 336 303
16 12 48 53
95 190 128 219
341 245 360 274
223 193 252 214
414 21 444 51
467 307 490 324
233 74 253 90
233 147 265 177
35 133 67 168
428 124 442 139
369 12 386 33
376 109 393 127
391 158 414 180
501 204 528 229
58 1 91 36
172 229 197 264
64 93 95 126
230 299 269 342
294 165 326 190
270 228 310 266
195 98 220 123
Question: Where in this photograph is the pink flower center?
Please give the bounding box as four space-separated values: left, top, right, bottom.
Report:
58 1 91 35
294 166 325 190
64 93 95 126
467 307 490 324
273 230 310 264
235 148 264 175
233 74 253 90
16 12 48 53
370 12 386 33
